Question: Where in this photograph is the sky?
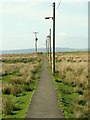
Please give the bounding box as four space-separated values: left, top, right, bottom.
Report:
0 0 88 50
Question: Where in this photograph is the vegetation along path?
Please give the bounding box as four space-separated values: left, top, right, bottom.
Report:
26 54 64 118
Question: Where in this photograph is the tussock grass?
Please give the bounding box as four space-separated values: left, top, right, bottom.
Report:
56 62 88 88
2 83 12 94
1 52 43 118
2 96 15 115
2 53 42 64
54 52 89 118
56 51 88 63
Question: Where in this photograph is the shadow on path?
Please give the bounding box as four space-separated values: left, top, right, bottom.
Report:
26 54 64 118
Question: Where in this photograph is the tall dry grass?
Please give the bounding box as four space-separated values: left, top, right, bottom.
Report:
2 53 41 63
1 53 42 116
55 52 88 118
56 62 88 88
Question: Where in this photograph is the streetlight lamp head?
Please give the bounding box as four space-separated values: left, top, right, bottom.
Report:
45 17 50 19
47 35 50 38
45 17 53 19
36 38 38 41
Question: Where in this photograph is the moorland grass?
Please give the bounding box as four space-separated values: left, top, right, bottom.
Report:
1 53 43 119
52 52 89 118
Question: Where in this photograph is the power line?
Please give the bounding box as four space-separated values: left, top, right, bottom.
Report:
56 0 62 9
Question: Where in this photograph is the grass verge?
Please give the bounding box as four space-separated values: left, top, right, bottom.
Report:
52 72 89 119
2 53 43 119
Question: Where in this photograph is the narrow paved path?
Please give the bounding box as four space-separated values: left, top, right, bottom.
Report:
26 54 64 118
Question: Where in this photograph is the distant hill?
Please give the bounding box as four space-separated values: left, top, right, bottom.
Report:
56 47 88 52
0 48 88 54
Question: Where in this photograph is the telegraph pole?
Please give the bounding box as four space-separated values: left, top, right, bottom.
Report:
33 32 38 52
45 2 56 73
49 28 51 64
47 29 51 64
47 36 49 57
52 2 55 73
46 39 47 53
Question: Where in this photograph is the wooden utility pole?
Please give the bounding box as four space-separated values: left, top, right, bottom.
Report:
47 29 52 64
48 36 50 57
45 2 55 73
46 38 47 53
33 32 38 52
46 36 49 57
49 28 51 64
52 2 55 73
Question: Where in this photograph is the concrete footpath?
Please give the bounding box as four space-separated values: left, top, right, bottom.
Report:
26 54 64 118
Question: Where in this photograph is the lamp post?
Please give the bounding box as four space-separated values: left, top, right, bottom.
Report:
46 39 47 53
46 36 49 57
45 2 55 73
47 33 51 64
33 32 38 52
